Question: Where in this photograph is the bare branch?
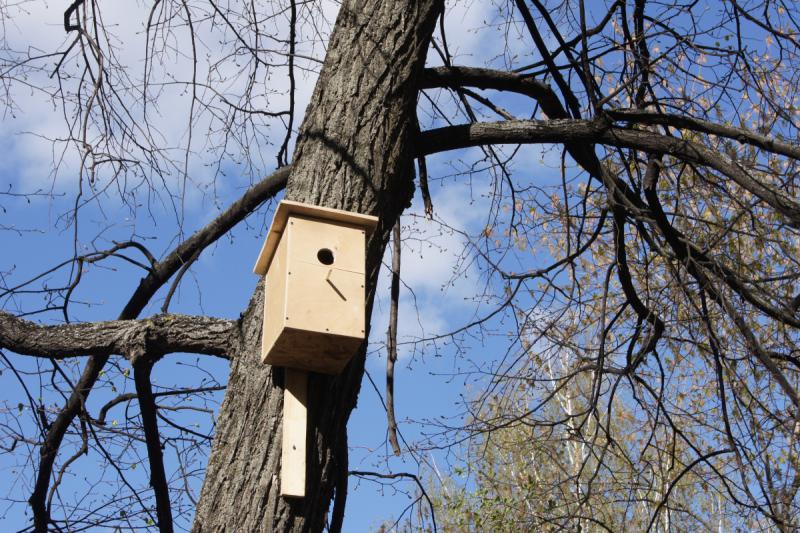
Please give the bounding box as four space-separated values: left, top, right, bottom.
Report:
0 311 236 360
133 359 174 533
28 165 288 530
418 118 800 228
386 222 402 456
607 109 800 161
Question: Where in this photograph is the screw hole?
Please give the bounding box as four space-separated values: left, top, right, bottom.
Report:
317 248 334 265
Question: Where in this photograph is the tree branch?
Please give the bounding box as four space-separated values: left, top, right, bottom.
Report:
0 311 236 360
418 118 800 228
386 222 402 456
349 471 437 532
120 165 290 319
606 109 800 161
133 359 174 533
421 66 565 113
29 165 288 530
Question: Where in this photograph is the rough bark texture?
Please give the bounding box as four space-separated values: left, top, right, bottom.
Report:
192 2 442 531
0 311 235 359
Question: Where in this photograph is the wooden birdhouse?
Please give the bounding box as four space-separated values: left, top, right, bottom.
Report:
253 200 379 374
253 200 378 498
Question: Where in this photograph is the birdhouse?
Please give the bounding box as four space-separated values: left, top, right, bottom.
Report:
253 200 378 498
253 200 379 375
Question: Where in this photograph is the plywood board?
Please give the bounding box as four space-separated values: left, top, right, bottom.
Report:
261 230 289 362
254 200 378 275
281 368 307 497
287 216 366 274
285 261 364 339
256 200 372 375
264 328 364 374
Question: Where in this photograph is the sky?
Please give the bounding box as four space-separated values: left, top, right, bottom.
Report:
0 1 564 531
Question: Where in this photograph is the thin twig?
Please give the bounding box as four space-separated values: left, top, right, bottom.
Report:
386 222 402 456
349 470 437 533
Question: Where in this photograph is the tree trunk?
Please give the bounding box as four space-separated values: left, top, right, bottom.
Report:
192 2 441 531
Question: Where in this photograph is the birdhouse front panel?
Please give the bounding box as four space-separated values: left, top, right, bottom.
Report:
254 201 378 375
286 216 366 274
283 216 366 339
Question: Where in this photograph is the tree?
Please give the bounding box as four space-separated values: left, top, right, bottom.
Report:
427 353 744 532
2 0 800 531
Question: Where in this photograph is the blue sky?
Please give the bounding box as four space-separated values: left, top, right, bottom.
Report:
0 148 546 530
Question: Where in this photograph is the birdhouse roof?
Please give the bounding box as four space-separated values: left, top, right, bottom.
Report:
253 200 379 275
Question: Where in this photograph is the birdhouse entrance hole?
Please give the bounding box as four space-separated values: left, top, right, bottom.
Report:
317 247 334 265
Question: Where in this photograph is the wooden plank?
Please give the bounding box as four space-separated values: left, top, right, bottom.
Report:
281 369 308 498
254 200 378 275
265 328 363 374
261 231 289 362
278 200 379 228
289 216 366 273
286 261 364 339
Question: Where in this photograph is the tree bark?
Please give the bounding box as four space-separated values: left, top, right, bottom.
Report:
0 312 235 359
192 2 442 531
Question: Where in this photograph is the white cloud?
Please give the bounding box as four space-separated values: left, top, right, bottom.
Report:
430 0 541 69
0 1 333 203
368 154 496 362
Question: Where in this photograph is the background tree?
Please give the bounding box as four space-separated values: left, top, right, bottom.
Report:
425 353 748 532
1 0 800 531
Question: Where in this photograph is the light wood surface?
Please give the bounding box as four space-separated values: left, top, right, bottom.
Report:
254 200 378 276
261 227 289 362
286 261 364 338
289 215 366 273
259 211 368 374
264 328 363 374
281 368 308 498
257 201 375 498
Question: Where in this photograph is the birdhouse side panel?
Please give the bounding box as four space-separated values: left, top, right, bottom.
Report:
261 231 290 362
